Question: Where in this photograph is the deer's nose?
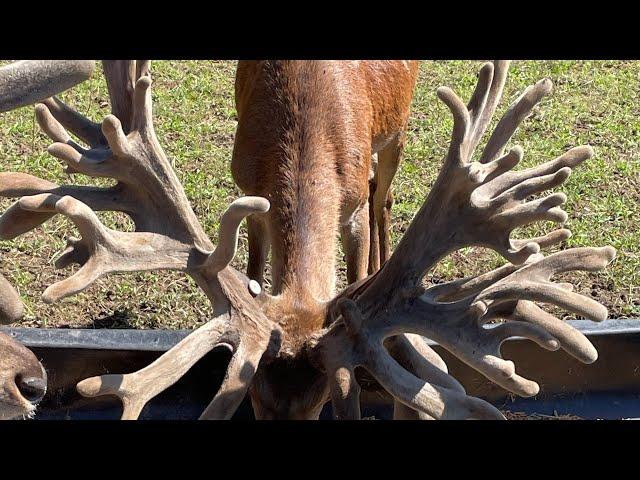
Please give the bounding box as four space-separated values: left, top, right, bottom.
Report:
16 375 47 404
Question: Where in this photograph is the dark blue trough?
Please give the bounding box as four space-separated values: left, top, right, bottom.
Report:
2 319 639 420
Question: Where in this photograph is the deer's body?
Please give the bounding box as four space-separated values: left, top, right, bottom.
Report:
233 60 419 291
231 60 418 418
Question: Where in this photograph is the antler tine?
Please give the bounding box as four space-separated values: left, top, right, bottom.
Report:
466 62 495 126
102 61 137 133
0 61 95 113
385 333 466 420
479 77 553 164
423 262 522 303
470 60 510 148
17 193 192 303
488 300 598 364
437 60 512 169
0 173 60 239
479 246 617 322
198 336 270 420
35 102 90 155
39 97 105 149
200 197 271 273
362 343 505 419
77 314 232 420
322 299 505 420
0 172 133 240
131 62 154 133
0 274 24 325
436 86 471 168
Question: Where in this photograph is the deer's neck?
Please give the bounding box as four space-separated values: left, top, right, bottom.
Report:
269 130 341 303
251 61 348 304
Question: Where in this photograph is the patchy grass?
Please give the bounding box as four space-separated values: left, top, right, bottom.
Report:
0 60 637 329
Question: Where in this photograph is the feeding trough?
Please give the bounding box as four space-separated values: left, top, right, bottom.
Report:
2 319 639 420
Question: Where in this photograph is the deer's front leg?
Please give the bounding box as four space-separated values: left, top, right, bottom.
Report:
340 197 370 284
247 216 270 288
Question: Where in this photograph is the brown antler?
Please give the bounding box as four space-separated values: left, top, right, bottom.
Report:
316 61 616 419
77 303 276 420
0 61 279 419
0 274 24 325
361 62 589 296
0 61 94 113
318 299 505 419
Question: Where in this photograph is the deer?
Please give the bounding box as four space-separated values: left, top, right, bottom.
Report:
0 275 47 420
0 59 95 419
231 60 433 418
0 60 615 420
233 61 419 289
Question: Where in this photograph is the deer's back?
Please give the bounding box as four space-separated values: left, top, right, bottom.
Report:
232 60 419 196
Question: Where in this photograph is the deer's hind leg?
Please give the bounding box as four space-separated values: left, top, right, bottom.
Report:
372 133 406 267
368 170 380 274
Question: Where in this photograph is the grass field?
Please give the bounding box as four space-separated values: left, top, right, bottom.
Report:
0 60 638 329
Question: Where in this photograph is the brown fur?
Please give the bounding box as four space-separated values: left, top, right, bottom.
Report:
233 61 418 323
231 61 418 418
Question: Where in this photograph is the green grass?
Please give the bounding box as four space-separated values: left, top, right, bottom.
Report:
0 60 637 328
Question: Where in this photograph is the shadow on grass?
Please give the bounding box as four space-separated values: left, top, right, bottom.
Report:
91 309 134 329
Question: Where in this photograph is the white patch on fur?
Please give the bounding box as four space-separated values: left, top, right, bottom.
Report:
0 400 35 420
372 134 396 154
340 199 369 236
369 152 379 181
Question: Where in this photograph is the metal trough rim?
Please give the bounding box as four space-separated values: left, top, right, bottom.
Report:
2 318 638 352
2 318 639 419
